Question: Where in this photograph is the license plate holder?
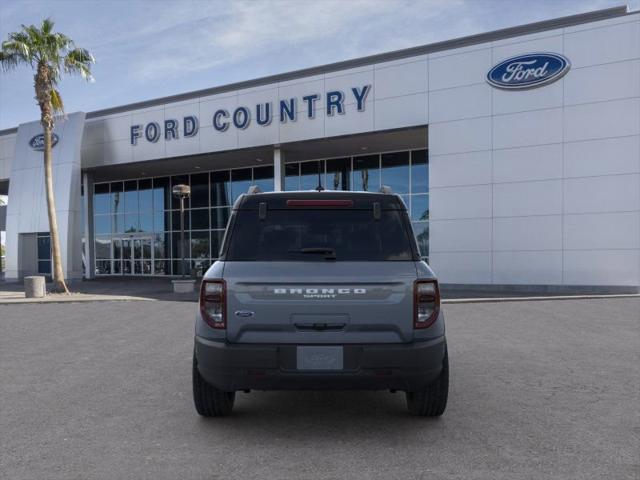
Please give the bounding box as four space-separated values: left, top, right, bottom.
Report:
296 346 344 371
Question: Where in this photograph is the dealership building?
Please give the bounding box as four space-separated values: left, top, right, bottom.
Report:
0 6 639 292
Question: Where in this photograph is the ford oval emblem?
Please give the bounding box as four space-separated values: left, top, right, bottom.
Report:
234 310 254 318
29 133 59 151
487 53 570 90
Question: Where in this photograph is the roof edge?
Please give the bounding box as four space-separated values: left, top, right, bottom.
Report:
0 5 631 135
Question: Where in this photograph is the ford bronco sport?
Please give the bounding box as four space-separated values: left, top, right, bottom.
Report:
193 189 448 416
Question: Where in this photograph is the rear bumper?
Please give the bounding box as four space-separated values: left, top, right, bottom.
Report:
194 336 446 392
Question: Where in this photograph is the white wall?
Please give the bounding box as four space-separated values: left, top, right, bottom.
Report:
0 133 16 181
81 57 429 168
5 113 85 280
428 13 640 287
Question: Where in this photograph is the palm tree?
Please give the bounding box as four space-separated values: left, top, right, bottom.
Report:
0 18 94 293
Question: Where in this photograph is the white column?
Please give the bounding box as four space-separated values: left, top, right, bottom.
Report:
273 147 285 192
82 172 94 279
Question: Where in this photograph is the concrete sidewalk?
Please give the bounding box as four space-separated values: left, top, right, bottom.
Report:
0 277 199 304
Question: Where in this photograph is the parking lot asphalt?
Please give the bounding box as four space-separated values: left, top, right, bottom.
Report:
0 298 638 480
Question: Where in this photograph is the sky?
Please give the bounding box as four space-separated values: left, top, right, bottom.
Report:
0 0 636 130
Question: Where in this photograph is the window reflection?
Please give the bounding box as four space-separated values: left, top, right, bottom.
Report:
190 173 209 208
93 149 430 274
411 194 429 221
411 149 428 193
231 168 252 202
353 155 380 192
300 161 324 190
253 166 274 192
285 163 299 191
381 152 410 194
210 171 230 207
94 184 110 214
153 177 170 211
326 158 350 191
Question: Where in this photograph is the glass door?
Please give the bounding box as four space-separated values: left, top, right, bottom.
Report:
133 237 153 275
113 236 154 275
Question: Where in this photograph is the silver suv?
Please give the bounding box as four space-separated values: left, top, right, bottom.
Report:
193 190 448 416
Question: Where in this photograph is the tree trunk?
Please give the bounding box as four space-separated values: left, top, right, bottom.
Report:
43 122 69 294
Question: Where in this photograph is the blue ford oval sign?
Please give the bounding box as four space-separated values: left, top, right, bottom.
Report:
29 133 59 151
487 53 570 90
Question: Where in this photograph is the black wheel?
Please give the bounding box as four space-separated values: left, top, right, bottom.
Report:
193 354 235 417
406 347 449 417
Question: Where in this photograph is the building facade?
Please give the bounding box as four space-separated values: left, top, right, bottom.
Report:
0 6 639 291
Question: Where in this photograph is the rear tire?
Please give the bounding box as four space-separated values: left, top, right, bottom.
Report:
193 354 235 417
406 348 449 417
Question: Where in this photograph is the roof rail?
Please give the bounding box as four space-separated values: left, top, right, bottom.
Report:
247 185 262 194
379 185 393 194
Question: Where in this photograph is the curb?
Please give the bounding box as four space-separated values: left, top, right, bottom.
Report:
0 295 155 305
442 293 640 304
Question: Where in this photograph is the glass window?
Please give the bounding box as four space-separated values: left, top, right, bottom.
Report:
171 175 190 209
138 179 153 212
153 177 170 211
190 173 209 208
94 183 110 214
96 260 111 275
123 180 138 213
411 194 429 221
353 155 380 192
171 210 190 231
190 231 210 259
154 211 169 232
226 209 415 261
411 149 428 193
253 166 274 192
112 214 124 234
231 168 252 202
412 222 429 257
381 151 410 194
95 237 111 259
300 160 324 190
211 207 230 230
192 259 211 276
172 232 187 258
94 215 111 235
210 171 230 207
326 158 351 191
110 182 123 215
37 235 51 260
153 233 168 259
154 260 170 275
285 163 299 191
38 260 51 274
139 212 153 232
124 213 139 233
191 208 209 230
211 230 225 258
172 260 189 276
113 238 122 260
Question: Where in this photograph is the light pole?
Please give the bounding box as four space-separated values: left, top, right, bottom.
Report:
172 184 191 278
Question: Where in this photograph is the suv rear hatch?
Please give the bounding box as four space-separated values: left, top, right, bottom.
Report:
220 194 421 344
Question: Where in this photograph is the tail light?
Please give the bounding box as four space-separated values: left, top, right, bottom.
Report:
414 280 440 329
200 279 226 329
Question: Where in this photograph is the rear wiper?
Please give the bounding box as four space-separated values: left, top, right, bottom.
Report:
290 247 337 260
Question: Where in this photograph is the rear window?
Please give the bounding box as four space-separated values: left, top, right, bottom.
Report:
224 209 416 261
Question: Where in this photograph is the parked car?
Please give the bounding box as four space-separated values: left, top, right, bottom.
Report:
193 189 448 416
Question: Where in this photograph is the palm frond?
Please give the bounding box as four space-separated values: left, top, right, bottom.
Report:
64 47 94 81
0 51 20 70
50 88 64 113
41 17 54 35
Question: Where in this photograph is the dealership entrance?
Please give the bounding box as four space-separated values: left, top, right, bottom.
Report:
89 128 429 277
